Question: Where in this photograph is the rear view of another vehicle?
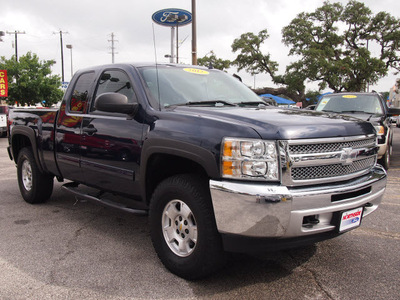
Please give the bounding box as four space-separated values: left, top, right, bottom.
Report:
0 105 9 137
315 93 393 169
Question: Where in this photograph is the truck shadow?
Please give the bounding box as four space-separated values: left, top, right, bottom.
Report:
189 246 317 296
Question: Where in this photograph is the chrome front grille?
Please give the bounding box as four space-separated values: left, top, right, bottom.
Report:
291 157 376 180
281 135 377 186
289 138 376 154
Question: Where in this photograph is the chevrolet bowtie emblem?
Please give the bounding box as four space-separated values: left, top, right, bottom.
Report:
340 147 358 165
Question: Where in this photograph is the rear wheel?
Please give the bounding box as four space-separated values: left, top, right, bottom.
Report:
17 147 54 204
149 174 225 280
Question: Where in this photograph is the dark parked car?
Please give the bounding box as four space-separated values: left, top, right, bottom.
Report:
315 92 400 169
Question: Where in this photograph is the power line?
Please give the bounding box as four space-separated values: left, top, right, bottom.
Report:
6 30 26 62
108 33 118 64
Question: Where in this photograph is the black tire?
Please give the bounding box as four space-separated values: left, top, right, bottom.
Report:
17 147 54 204
149 174 225 280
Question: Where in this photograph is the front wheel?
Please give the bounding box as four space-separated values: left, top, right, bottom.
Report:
17 147 54 204
149 174 225 280
378 142 392 170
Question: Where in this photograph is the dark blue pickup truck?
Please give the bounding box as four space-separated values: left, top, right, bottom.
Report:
7 63 387 279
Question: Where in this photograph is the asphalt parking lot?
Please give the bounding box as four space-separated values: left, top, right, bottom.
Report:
0 128 399 300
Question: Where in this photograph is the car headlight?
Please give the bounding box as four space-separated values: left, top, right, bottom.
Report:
221 137 279 181
374 125 384 136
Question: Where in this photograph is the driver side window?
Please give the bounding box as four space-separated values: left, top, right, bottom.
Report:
92 70 136 112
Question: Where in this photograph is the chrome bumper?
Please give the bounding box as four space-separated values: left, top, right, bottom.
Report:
210 165 387 238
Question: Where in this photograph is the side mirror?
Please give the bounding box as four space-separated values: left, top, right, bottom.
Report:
94 92 138 115
388 107 400 116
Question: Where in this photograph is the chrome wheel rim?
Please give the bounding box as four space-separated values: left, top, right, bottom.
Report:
162 200 197 257
21 160 33 191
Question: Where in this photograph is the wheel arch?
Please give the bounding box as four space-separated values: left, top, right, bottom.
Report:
141 138 219 205
10 126 44 173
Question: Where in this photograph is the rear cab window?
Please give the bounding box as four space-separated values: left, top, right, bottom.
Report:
68 72 95 114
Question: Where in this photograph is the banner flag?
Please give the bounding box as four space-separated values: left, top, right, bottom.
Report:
0 70 8 97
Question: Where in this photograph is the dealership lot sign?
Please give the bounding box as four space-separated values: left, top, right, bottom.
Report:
0 70 8 97
152 8 192 27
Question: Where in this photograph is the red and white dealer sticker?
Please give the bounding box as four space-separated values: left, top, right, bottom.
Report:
339 207 363 232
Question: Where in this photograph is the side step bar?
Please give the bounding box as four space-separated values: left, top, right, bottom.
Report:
62 182 148 215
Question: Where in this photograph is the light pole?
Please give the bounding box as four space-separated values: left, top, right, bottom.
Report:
66 44 73 80
166 14 178 63
176 15 188 64
54 30 68 82
191 0 197 65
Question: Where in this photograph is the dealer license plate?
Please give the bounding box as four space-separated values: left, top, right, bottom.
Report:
339 207 363 232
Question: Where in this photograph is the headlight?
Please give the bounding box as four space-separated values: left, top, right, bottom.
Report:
374 125 384 136
221 137 279 181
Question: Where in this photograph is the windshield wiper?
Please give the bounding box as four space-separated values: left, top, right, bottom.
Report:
169 100 237 107
237 101 267 107
321 109 339 113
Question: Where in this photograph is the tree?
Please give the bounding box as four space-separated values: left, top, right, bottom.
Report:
231 29 306 102
197 51 231 71
0 52 63 106
231 1 400 102
281 0 400 92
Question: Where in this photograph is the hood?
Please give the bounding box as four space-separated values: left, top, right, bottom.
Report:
171 106 375 140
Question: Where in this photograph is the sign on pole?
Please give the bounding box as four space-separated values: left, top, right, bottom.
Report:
152 8 192 27
0 70 8 97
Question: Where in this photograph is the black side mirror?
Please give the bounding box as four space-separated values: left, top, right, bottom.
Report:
94 93 138 115
388 107 400 116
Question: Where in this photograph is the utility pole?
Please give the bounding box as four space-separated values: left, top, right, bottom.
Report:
6 30 26 62
53 30 68 82
108 33 118 63
191 0 197 65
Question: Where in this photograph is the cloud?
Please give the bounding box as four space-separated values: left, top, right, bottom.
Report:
1 0 399 92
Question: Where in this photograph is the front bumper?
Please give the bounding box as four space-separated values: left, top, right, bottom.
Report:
210 165 387 241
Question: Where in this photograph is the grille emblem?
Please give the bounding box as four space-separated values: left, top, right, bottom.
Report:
340 147 358 165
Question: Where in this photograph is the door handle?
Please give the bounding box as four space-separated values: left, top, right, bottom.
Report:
82 125 97 135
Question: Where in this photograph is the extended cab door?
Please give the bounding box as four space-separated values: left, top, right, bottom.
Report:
80 69 143 196
55 71 95 182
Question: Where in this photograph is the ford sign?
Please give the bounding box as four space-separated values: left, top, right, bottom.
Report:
152 8 192 27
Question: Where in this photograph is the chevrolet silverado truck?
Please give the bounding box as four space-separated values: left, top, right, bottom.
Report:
315 92 400 170
7 63 388 279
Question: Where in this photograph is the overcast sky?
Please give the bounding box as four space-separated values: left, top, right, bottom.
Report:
1 0 400 94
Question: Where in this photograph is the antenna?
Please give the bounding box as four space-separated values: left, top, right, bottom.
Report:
152 24 161 111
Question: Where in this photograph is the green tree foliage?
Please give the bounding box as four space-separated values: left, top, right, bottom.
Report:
231 29 306 102
282 0 400 92
231 29 279 80
0 52 63 106
231 1 400 101
197 51 231 71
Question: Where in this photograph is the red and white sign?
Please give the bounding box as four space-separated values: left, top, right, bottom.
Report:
0 70 8 97
339 207 363 232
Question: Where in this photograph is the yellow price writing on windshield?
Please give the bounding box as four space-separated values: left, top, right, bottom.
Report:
183 68 209 75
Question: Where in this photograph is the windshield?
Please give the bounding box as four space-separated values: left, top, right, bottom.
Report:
0 106 8 114
138 66 262 108
315 94 383 115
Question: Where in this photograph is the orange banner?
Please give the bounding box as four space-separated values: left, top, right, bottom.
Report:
0 70 8 97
